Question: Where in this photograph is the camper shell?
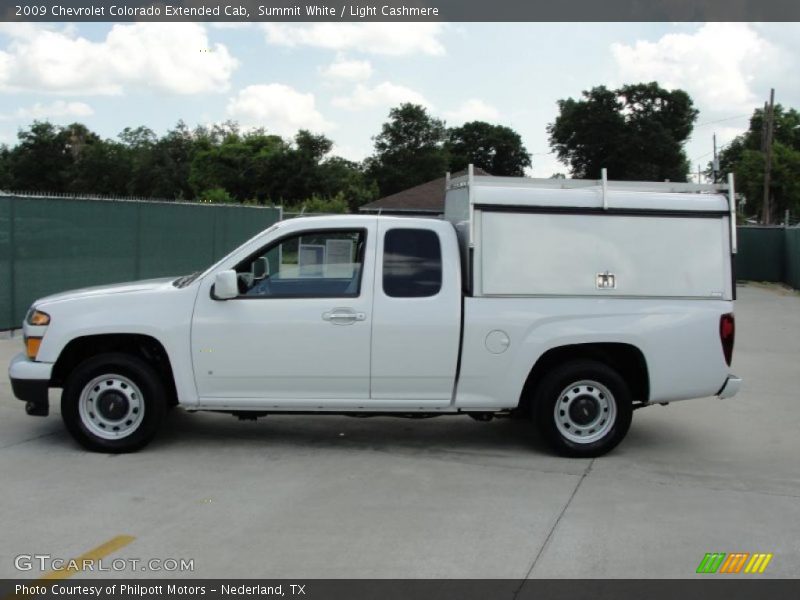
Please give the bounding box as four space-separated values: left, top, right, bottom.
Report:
445 167 737 300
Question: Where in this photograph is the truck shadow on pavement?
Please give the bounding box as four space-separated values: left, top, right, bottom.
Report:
18 405 693 465
156 408 553 458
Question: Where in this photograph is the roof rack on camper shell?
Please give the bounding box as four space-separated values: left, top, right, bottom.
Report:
446 165 730 195
444 165 738 255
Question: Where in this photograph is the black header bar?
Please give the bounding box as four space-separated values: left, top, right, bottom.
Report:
1 579 800 600
2 0 799 22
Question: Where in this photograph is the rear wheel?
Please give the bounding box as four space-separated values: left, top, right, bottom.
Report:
533 360 632 457
61 353 166 453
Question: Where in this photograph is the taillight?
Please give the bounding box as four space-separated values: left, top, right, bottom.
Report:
720 313 735 366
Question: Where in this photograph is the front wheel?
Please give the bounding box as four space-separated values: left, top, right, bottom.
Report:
533 360 632 457
61 353 166 453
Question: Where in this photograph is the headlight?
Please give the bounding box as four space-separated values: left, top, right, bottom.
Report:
27 309 50 326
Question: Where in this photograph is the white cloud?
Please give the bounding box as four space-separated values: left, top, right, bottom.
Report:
333 82 430 111
0 22 60 40
0 100 93 121
444 99 500 124
611 23 782 116
330 142 370 163
226 84 331 136
262 23 446 56
0 23 237 95
321 57 373 82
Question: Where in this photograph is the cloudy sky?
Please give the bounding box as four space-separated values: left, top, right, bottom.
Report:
0 22 798 179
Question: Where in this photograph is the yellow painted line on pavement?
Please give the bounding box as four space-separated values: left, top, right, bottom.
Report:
3 535 135 600
38 534 136 580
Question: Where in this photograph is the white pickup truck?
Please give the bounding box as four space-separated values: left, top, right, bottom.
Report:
8 170 741 456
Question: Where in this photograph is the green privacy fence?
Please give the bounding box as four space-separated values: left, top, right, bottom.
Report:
785 228 800 289
1 194 281 330
736 226 800 289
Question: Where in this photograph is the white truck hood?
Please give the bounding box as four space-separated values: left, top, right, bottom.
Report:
35 277 177 306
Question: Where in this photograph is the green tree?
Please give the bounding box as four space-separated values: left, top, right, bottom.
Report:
446 121 531 176
548 82 698 181
256 131 376 209
317 156 379 211
288 192 350 214
8 121 73 191
1 119 379 209
147 121 197 199
67 138 131 195
190 127 286 201
260 130 333 202
717 105 800 222
198 187 235 204
0 145 12 189
119 125 158 196
366 103 449 196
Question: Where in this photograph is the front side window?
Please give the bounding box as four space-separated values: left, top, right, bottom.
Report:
235 230 365 298
383 228 442 298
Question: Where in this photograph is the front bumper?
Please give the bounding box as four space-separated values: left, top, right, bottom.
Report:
8 353 53 416
717 375 742 399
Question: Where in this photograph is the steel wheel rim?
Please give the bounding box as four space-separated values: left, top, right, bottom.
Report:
78 374 145 440
554 379 616 444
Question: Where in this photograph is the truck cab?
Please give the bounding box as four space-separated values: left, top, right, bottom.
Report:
191 216 462 408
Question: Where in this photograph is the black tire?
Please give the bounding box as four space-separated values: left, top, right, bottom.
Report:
533 359 632 458
61 352 167 453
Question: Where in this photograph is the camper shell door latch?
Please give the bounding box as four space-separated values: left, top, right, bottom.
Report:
596 271 617 289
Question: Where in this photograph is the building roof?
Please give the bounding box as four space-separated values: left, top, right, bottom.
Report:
360 167 490 214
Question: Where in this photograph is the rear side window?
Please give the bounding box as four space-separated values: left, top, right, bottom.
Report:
383 229 442 298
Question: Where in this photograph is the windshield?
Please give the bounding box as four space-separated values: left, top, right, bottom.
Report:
171 223 284 289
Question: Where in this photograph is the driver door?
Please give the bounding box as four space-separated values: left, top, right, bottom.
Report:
191 224 375 403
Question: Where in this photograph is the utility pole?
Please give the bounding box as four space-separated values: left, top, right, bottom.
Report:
762 88 775 225
712 133 719 183
697 164 702 184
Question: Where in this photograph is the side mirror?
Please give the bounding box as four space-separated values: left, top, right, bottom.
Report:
252 257 270 279
213 270 238 300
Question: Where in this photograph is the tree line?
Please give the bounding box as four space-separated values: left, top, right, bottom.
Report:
0 107 531 212
0 81 796 220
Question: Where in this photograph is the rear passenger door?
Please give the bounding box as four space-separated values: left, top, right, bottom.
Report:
370 221 462 402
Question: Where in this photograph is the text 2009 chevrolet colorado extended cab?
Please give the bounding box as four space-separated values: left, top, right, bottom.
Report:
8 171 741 456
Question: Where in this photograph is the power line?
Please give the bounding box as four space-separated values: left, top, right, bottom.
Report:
695 113 751 128
692 139 734 164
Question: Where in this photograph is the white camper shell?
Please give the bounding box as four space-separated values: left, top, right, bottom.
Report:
445 167 737 301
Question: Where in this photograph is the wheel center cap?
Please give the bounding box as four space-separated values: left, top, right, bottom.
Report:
569 396 599 426
97 391 129 421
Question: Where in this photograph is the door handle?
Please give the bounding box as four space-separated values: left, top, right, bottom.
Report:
322 309 366 325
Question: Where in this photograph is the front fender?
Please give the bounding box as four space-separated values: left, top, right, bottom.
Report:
32 284 200 405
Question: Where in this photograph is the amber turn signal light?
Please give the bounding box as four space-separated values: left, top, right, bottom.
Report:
25 337 42 360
